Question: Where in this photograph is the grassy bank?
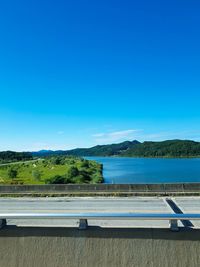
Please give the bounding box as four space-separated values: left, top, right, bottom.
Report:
0 156 103 185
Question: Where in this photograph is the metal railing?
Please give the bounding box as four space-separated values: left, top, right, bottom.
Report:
0 213 199 231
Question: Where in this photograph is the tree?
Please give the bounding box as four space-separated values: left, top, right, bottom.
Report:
7 168 18 179
51 157 62 165
66 166 79 179
47 175 65 184
80 160 89 168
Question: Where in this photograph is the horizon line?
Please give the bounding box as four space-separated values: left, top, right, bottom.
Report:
0 138 199 153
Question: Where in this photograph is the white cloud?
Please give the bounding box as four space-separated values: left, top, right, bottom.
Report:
92 129 142 144
136 130 200 142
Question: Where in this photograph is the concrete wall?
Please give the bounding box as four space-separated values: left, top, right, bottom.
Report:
0 227 200 267
0 183 200 195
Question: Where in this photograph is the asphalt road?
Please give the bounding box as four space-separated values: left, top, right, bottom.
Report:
0 196 199 228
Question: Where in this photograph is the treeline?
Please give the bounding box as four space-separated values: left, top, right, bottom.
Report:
0 151 33 164
2 140 200 161
72 140 200 158
64 140 140 156
32 140 200 158
122 140 200 157
32 140 140 157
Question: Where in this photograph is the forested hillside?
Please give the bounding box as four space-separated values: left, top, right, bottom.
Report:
32 140 200 158
122 140 200 157
0 151 33 164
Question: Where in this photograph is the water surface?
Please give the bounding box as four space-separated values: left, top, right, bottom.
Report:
86 157 200 184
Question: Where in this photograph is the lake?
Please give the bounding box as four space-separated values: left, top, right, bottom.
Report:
86 157 200 184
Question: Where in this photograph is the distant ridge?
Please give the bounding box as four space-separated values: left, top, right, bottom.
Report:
31 139 200 158
32 140 140 157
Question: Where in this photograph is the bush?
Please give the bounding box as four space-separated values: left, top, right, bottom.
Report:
51 157 62 165
7 168 18 179
80 160 89 168
46 175 75 184
47 175 65 184
66 166 79 179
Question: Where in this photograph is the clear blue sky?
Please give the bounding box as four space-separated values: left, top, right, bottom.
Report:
0 0 200 151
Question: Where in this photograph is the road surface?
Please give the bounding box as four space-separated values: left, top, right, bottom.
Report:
0 196 200 228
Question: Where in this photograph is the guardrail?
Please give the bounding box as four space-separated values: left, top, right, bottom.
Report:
0 183 200 195
0 213 200 231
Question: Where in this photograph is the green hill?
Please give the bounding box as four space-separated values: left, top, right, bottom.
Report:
32 140 140 157
1 140 200 164
65 140 140 156
31 140 200 158
122 140 200 157
0 156 103 185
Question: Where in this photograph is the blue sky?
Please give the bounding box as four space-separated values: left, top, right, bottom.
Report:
0 0 200 151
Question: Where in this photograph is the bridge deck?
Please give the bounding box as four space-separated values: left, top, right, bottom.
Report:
0 197 200 228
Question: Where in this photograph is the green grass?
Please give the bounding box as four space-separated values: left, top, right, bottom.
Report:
0 156 103 185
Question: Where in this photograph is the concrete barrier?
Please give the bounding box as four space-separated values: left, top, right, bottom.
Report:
0 183 200 195
0 227 200 267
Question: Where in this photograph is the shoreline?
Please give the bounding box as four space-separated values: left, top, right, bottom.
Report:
87 155 200 159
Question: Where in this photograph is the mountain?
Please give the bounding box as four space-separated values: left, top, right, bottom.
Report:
32 140 140 157
121 140 200 157
31 139 200 158
64 140 140 156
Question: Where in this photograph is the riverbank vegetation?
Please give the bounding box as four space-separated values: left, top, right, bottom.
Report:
0 156 103 185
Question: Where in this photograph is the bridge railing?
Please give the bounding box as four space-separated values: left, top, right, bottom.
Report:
0 213 199 231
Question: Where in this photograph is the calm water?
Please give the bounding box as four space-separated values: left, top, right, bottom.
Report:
86 157 200 184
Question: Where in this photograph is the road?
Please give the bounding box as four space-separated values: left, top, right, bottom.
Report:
0 159 42 167
0 196 200 228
